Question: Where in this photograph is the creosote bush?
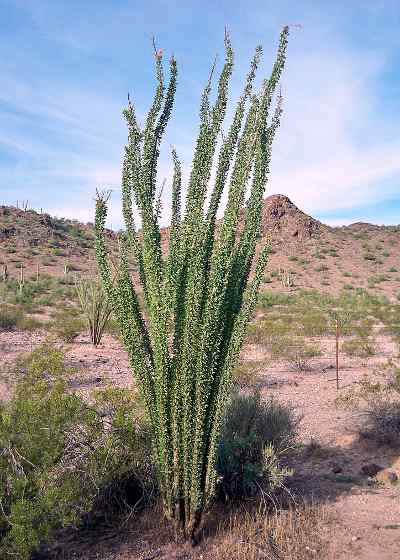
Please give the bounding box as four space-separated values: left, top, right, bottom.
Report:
50 308 85 342
341 336 376 359
271 335 321 372
95 27 290 540
0 304 41 331
216 390 298 500
336 360 400 446
0 345 154 559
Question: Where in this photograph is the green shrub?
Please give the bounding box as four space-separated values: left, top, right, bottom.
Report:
232 360 262 388
50 310 84 342
216 391 298 500
271 336 321 371
337 366 400 447
0 305 21 330
368 274 389 286
0 305 41 331
0 345 154 559
258 290 293 308
300 310 328 336
341 337 376 359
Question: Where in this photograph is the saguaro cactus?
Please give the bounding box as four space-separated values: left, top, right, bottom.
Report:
95 27 289 540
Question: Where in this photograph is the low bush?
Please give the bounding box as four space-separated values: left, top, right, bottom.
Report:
0 305 41 331
50 309 85 342
258 290 293 308
232 361 264 388
341 337 376 359
216 391 298 500
0 345 154 559
271 336 321 371
336 362 400 447
0 305 21 330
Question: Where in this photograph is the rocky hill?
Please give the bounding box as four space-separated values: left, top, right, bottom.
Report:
1 196 399 299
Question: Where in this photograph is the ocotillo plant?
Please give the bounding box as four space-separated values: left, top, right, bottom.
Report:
95 26 289 540
75 276 113 346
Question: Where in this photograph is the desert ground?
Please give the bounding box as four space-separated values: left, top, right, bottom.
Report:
1 198 400 559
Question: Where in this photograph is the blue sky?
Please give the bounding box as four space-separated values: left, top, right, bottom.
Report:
1 0 400 228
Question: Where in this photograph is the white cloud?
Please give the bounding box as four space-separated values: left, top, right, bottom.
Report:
268 41 400 218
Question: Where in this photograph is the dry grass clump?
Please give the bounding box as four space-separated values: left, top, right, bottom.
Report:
210 503 331 560
336 360 400 447
232 360 266 387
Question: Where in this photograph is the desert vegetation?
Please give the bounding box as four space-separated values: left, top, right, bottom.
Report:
0 23 400 560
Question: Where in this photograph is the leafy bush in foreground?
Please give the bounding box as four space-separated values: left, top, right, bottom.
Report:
217 391 298 499
0 345 154 559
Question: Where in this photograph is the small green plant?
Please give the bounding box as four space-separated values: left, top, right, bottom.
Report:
51 309 84 342
75 276 113 346
271 335 321 371
341 337 376 359
216 390 297 500
336 363 400 447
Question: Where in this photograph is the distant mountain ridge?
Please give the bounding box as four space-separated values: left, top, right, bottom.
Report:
1 197 399 299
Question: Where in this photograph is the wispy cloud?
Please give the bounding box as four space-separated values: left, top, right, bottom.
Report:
1 0 400 228
269 42 400 218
